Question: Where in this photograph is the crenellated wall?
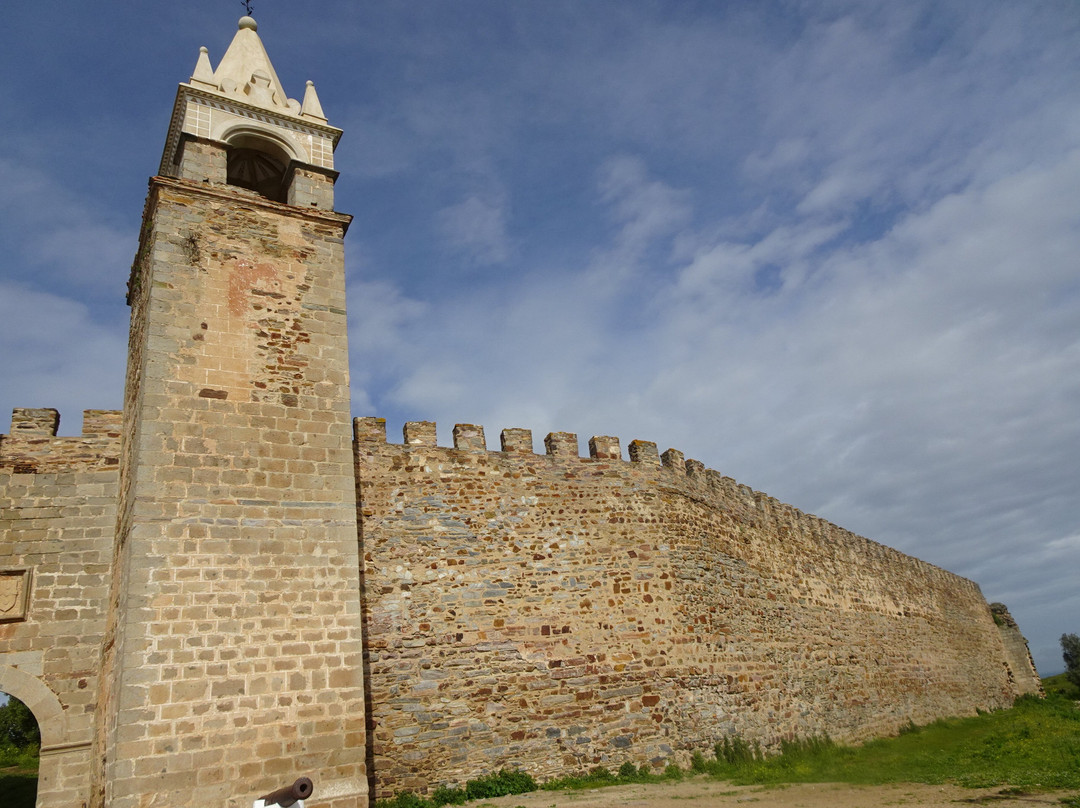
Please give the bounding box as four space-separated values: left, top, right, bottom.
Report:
0 409 121 473
355 417 1029 798
1 410 119 807
0 405 1041 806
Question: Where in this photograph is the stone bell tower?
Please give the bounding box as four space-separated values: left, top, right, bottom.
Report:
94 16 366 807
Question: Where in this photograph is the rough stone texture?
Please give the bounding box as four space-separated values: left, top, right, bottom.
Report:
355 422 1033 798
0 463 118 808
287 165 338 211
989 604 1042 696
175 135 227 184
91 171 366 808
0 410 121 474
0 369 1044 806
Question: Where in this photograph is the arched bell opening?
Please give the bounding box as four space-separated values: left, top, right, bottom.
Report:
224 134 291 203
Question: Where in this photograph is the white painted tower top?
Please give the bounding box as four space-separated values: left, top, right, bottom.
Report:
160 16 340 177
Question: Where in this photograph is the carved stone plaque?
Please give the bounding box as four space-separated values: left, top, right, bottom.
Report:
0 569 31 623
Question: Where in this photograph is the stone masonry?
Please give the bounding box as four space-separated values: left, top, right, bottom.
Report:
0 15 1040 808
0 411 118 806
354 420 1027 797
990 603 1042 697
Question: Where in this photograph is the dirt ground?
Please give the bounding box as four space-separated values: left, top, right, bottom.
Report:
479 778 1076 808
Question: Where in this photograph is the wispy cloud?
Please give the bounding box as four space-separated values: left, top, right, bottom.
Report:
0 282 127 433
2 0 1078 674
436 192 512 265
0 159 135 295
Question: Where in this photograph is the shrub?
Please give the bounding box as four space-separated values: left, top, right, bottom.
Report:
715 735 757 766
690 751 709 772
464 768 537 800
430 785 467 806
662 763 683 781
374 791 430 808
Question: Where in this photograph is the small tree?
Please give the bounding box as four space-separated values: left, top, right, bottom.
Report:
0 696 40 750
1062 633 1080 690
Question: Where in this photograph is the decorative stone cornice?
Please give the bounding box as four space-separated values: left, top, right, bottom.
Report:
158 17 342 177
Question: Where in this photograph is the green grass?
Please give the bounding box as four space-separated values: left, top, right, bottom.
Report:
0 743 38 808
377 695 1080 808
1043 672 1080 700
377 769 538 808
541 762 685 790
0 768 37 808
705 695 1080 790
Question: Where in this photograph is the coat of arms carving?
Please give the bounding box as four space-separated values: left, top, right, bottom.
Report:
0 569 31 622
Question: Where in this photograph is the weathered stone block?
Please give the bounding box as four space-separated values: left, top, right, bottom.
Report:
544 432 578 458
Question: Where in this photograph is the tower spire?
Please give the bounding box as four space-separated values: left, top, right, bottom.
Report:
159 15 341 183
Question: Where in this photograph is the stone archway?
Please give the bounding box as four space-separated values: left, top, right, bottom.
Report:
0 665 89 808
0 665 64 748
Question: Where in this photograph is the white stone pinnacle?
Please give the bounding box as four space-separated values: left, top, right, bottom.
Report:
209 15 295 113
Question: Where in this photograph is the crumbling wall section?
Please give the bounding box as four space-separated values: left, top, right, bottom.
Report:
355 418 1019 798
989 603 1042 696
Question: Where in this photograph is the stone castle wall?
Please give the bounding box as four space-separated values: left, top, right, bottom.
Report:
0 405 1042 806
355 418 1022 798
0 409 121 474
1 410 120 807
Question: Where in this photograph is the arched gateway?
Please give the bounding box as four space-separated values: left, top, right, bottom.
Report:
0 665 94 807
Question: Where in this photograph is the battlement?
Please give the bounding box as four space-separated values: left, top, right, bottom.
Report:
353 416 977 593
0 408 122 473
353 414 820 512
354 415 1012 795
354 416 703 469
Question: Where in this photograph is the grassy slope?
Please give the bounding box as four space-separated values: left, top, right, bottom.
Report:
1043 672 1080 700
709 695 1080 790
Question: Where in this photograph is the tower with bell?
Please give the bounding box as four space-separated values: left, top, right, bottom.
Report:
93 15 367 807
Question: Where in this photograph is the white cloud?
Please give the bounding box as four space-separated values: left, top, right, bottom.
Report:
436 193 512 265
597 155 692 248
0 282 126 434
350 81 1080 673
0 159 134 292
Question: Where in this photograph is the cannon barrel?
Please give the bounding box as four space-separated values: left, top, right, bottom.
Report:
260 777 314 807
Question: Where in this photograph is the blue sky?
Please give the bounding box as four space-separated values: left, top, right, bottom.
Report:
1 1 1078 677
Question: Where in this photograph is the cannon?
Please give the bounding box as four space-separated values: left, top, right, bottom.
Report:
259 777 314 807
